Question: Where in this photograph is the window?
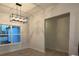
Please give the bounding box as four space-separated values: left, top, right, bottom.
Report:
0 24 20 45
11 26 20 43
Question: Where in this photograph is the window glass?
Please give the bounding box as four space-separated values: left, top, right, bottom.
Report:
0 24 20 44
11 35 20 43
12 26 20 34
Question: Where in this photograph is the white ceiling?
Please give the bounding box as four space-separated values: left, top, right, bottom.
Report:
0 3 57 16
1 3 36 12
34 3 57 7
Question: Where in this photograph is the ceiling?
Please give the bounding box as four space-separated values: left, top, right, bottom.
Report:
1 3 36 13
0 3 57 16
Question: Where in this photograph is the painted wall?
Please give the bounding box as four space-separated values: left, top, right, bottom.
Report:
29 11 45 52
29 4 79 55
0 13 29 54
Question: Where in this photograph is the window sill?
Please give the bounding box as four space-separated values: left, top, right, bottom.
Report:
0 42 21 46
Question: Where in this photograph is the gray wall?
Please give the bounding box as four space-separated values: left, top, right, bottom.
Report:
45 14 70 53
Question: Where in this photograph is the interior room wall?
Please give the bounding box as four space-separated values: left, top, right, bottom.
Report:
29 4 79 55
0 13 29 54
29 11 45 52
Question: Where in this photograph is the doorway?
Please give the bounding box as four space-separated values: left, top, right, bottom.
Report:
45 13 70 56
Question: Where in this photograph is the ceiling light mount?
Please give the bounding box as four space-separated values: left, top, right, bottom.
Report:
16 3 22 6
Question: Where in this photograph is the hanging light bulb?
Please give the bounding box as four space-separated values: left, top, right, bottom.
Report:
10 14 15 21
22 18 28 23
15 15 19 21
12 17 16 20
19 17 23 22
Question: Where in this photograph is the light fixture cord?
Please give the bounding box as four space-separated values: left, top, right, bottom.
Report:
20 6 21 18
16 4 18 16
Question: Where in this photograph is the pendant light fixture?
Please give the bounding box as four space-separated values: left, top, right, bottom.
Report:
10 3 28 23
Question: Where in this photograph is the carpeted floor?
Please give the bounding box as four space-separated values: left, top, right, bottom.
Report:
0 48 68 56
